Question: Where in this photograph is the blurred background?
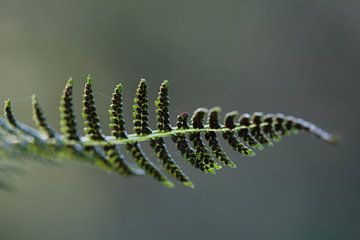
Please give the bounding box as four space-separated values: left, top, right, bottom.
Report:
0 0 359 239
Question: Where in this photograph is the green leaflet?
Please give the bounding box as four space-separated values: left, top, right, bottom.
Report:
172 112 212 173
205 107 236 168
136 80 193 188
223 111 255 157
84 76 139 176
190 108 222 171
110 82 172 186
59 78 81 143
32 95 57 140
0 76 339 189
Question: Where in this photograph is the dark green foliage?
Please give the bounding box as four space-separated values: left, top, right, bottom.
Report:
78 76 112 169
82 75 105 141
4 100 18 128
103 144 134 176
190 108 222 172
249 112 273 147
126 142 173 188
0 76 339 189
111 81 172 186
137 79 193 187
59 78 80 143
152 81 193 187
32 95 57 140
109 84 127 139
273 113 288 136
223 111 255 157
238 113 264 149
155 80 172 132
172 112 211 173
205 107 236 168
260 113 281 142
133 79 151 135
107 84 137 176
149 137 193 188
83 76 136 172
4 99 44 145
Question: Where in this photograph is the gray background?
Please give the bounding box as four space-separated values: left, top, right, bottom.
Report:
0 0 359 239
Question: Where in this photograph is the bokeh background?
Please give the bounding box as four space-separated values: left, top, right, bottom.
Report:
0 1 359 239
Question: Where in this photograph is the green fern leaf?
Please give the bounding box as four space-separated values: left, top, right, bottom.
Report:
0 76 340 190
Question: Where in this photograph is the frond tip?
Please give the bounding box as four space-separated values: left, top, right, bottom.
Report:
0 76 339 189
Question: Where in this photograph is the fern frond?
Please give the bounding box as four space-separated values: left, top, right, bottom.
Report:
250 112 273 147
0 76 339 189
109 83 163 179
206 107 236 168
4 99 45 145
108 84 141 176
32 95 66 152
238 113 264 149
172 112 211 173
190 108 222 171
59 78 81 143
83 75 105 141
223 111 255 157
136 80 192 188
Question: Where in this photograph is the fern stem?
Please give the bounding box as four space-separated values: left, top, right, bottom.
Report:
81 124 264 145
